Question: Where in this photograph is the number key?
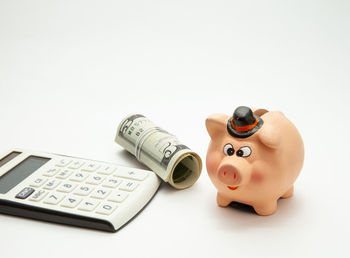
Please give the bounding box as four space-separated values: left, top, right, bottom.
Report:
69 172 89 182
74 185 94 196
57 182 78 193
43 192 65 205
61 195 82 208
95 202 117 215
90 188 111 199
86 175 105 185
102 177 122 188
78 198 99 211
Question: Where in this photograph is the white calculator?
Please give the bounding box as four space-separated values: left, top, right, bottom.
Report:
0 149 161 232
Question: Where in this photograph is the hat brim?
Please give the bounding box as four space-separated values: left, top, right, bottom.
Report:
226 115 264 138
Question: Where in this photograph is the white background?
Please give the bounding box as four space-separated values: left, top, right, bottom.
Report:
0 0 349 257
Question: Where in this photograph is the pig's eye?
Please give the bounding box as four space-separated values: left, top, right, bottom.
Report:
236 146 251 157
223 144 235 156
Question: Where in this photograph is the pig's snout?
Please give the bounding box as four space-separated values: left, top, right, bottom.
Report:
217 165 241 186
217 159 251 187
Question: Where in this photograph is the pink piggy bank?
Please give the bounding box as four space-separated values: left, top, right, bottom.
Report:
206 106 304 215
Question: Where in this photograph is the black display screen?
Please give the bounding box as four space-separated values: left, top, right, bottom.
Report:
0 151 21 168
0 156 50 194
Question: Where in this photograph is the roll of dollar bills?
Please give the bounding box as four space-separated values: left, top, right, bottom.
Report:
115 114 202 189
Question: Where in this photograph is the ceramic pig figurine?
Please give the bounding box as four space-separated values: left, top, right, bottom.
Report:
205 106 304 215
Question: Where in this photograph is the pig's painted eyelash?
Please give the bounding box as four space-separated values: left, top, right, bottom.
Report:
223 144 234 156
236 146 252 157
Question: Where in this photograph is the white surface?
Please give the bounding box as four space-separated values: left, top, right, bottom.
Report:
0 0 349 257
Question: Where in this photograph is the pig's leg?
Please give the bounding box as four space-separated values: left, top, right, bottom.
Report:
216 193 231 207
281 185 294 199
253 201 277 216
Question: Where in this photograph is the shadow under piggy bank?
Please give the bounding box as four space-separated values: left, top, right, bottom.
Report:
210 195 305 230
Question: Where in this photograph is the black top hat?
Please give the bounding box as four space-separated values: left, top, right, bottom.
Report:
227 106 264 138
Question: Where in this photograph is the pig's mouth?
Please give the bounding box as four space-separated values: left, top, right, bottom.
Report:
227 186 239 191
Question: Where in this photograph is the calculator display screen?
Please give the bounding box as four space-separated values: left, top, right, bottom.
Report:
0 156 50 194
0 151 21 168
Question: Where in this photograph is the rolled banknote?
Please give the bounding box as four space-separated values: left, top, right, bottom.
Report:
115 114 202 189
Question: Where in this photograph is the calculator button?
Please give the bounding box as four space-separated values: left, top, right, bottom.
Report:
86 175 105 185
43 179 61 190
114 169 149 181
57 182 78 193
73 185 94 196
30 177 47 187
68 160 84 169
29 190 48 201
97 165 116 175
95 202 117 215
56 158 72 167
69 172 89 182
119 180 139 192
61 196 82 208
90 188 111 199
16 187 35 199
78 199 99 211
43 192 65 205
102 177 122 188
43 168 60 177
107 190 128 203
56 169 73 179
81 163 100 172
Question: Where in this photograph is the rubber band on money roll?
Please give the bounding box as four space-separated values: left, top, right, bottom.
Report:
134 126 163 161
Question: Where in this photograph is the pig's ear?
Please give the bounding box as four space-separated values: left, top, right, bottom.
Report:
253 108 269 117
205 114 229 139
258 123 281 149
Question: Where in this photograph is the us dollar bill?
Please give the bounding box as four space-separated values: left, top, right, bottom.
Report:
115 114 202 189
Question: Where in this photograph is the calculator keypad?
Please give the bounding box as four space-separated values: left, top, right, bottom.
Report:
102 177 122 188
78 198 99 211
96 202 117 215
81 163 100 172
56 159 72 167
86 175 105 185
90 188 111 199
30 177 47 187
56 169 73 179
18 159 150 216
44 192 65 205
43 168 60 177
61 195 82 208
68 161 84 169
69 172 89 182
57 182 78 193
74 185 94 196
29 190 48 201
43 179 61 190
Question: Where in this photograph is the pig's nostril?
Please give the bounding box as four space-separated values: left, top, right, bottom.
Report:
233 173 237 180
224 171 226 176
